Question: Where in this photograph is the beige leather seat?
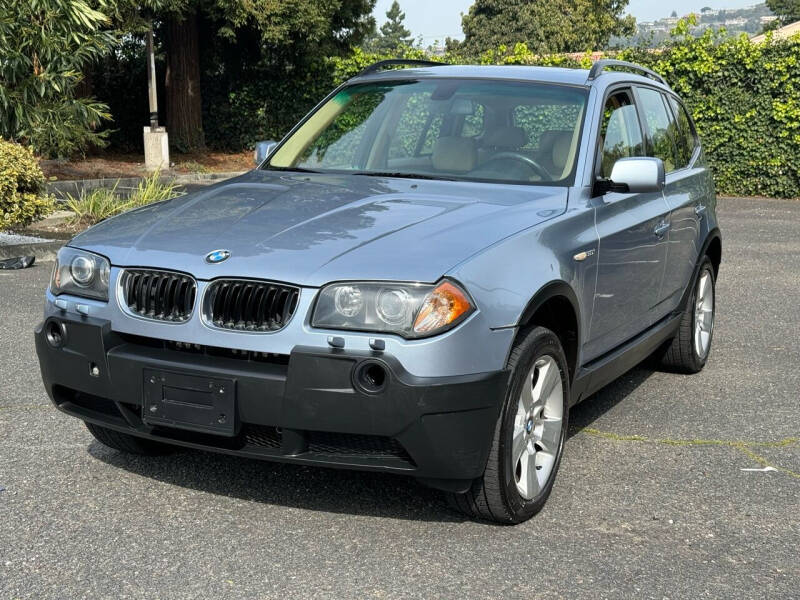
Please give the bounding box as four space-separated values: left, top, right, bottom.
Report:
537 130 572 179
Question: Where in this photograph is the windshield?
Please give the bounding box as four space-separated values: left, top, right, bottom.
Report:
266 79 588 185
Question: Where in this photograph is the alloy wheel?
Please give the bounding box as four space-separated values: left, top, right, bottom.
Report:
512 355 564 500
694 269 714 359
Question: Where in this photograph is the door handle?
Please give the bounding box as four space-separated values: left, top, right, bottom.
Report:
695 204 707 219
654 221 671 238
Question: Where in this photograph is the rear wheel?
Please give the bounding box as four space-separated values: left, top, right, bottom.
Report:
659 257 716 374
448 326 569 524
85 422 174 455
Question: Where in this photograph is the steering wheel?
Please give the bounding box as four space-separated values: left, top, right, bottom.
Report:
483 152 551 181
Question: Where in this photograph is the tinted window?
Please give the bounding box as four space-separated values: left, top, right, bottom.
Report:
636 87 677 172
667 96 697 169
598 91 645 179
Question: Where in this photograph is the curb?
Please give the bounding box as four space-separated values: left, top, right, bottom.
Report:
0 240 66 263
47 171 246 200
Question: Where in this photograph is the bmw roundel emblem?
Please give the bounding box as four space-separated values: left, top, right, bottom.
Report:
205 249 231 264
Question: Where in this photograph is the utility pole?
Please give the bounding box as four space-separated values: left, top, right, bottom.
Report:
143 23 169 171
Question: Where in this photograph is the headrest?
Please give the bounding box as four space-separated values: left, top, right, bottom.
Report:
432 137 478 173
482 126 527 149
539 130 573 172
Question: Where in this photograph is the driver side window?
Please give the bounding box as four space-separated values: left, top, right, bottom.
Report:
598 90 645 179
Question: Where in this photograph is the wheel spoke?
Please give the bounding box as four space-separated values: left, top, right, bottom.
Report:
512 427 527 464
534 360 560 407
519 370 535 413
538 417 562 452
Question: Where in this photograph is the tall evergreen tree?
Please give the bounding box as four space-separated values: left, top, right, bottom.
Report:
363 1 413 53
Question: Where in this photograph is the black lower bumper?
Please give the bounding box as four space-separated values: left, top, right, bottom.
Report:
35 316 507 491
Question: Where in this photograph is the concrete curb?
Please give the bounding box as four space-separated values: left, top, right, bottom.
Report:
47 171 246 200
0 240 66 262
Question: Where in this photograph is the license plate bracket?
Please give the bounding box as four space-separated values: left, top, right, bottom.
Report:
142 369 236 436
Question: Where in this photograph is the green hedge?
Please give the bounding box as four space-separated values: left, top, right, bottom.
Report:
622 24 800 199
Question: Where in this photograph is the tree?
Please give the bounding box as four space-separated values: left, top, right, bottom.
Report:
112 0 377 152
376 1 414 52
456 0 636 55
0 0 115 157
766 0 800 24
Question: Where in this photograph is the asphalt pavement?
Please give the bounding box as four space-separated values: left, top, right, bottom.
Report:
1 197 798 599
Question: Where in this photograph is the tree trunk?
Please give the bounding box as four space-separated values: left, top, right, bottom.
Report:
164 12 205 152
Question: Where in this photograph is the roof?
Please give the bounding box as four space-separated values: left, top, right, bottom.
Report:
351 64 669 90
751 20 800 43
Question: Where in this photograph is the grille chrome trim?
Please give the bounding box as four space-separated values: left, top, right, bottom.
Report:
202 278 300 333
118 269 197 323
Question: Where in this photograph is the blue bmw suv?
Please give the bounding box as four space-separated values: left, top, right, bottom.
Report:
36 60 720 523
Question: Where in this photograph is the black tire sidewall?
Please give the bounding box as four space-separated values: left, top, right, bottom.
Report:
499 328 570 521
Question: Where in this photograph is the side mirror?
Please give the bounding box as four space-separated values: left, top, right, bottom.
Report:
254 140 278 166
599 157 665 194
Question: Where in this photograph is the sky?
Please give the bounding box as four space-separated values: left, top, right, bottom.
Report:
371 0 764 43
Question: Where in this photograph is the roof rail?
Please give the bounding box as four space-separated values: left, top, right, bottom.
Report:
587 59 668 86
357 59 447 77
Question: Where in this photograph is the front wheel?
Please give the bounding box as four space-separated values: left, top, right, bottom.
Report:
449 326 569 524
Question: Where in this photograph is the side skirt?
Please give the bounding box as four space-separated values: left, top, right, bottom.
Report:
571 312 682 405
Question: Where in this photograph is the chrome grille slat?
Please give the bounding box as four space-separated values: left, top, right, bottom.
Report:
204 279 299 332
120 269 196 323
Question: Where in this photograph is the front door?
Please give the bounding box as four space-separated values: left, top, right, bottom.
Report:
584 88 672 362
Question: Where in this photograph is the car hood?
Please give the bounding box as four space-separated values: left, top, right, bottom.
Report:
71 170 567 287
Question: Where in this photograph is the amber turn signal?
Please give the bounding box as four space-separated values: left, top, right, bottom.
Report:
413 281 474 334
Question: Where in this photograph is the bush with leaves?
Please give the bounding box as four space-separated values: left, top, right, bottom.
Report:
0 139 55 231
0 0 115 158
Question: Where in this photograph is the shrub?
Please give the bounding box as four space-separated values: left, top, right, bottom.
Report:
0 139 55 231
64 171 184 227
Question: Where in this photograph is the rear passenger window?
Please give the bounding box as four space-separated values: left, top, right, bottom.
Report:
598 90 645 179
667 96 697 169
636 87 677 172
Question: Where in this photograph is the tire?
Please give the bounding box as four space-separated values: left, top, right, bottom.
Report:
85 422 173 455
659 257 716 374
448 326 569 524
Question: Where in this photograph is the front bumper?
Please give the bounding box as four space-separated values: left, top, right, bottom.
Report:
35 316 508 491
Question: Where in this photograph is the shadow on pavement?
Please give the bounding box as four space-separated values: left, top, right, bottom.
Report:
86 365 656 522
567 365 656 436
88 440 465 523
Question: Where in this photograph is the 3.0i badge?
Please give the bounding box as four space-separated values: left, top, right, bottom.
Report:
205 249 231 264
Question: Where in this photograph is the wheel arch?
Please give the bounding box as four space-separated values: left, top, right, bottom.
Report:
516 281 581 383
704 230 722 277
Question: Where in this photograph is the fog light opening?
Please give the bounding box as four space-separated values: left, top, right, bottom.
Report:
355 362 387 394
45 319 67 348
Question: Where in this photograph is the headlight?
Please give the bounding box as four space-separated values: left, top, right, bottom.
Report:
50 247 110 301
312 279 474 339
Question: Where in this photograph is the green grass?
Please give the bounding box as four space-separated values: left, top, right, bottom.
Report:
64 171 184 227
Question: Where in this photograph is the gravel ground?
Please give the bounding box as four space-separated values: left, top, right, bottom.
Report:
0 197 798 599
0 232 49 246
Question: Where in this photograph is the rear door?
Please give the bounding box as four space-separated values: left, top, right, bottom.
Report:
585 88 672 361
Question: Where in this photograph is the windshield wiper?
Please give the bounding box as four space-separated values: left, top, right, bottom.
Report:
264 166 322 174
351 171 458 182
